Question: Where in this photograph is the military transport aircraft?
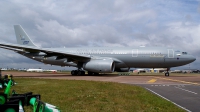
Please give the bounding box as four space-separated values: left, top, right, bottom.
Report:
0 25 196 76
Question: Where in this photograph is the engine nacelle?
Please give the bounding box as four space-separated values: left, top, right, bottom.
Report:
83 59 115 73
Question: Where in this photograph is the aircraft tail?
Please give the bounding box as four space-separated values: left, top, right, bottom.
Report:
14 25 37 47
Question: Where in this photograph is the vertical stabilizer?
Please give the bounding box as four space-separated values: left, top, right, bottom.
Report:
14 25 37 47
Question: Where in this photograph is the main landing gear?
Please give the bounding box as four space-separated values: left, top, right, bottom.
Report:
71 70 85 76
71 70 100 76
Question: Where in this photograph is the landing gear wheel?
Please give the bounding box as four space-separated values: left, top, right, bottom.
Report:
71 70 75 76
77 71 82 76
165 72 169 76
77 70 85 76
72 70 85 76
71 70 78 76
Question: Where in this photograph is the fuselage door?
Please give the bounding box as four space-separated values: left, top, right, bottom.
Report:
132 49 138 57
168 49 174 58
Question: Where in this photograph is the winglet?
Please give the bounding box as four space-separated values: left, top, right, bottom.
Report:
14 25 37 47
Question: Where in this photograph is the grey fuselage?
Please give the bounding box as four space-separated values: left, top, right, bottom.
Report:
20 46 196 70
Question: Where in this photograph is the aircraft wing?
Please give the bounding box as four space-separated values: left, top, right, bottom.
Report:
0 46 24 52
0 42 91 62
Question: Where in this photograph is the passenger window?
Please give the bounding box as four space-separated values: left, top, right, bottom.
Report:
182 52 187 55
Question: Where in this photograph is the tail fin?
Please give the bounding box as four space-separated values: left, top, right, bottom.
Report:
14 25 37 47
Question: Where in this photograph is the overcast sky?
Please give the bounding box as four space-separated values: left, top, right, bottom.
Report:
0 0 200 70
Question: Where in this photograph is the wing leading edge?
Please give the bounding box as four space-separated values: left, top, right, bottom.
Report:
0 42 91 62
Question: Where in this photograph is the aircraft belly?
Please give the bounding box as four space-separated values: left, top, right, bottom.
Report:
164 58 192 67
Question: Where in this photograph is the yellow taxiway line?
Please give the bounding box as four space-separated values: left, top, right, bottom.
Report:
153 77 200 86
148 79 157 83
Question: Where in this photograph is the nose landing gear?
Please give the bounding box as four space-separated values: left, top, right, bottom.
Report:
165 72 169 76
165 68 170 76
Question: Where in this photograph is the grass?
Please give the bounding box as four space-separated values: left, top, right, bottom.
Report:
7 78 185 112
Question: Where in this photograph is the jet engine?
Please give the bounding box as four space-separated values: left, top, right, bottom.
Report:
83 59 115 73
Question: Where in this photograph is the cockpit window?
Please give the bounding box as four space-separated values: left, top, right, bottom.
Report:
182 52 187 54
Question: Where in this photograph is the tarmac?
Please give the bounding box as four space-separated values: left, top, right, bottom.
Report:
3 71 200 112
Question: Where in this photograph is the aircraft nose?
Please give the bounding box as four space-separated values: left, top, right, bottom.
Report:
190 55 196 62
